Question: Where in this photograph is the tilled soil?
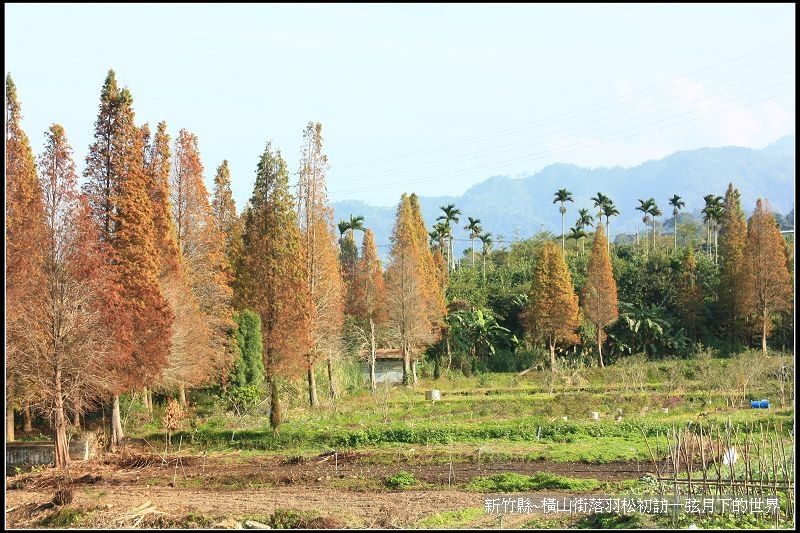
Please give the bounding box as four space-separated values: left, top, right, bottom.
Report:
5 448 647 528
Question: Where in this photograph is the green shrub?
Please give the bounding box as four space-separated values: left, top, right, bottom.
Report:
385 470 417 489
466 472 601 492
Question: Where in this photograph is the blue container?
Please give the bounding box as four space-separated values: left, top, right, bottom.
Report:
759 399 770 409
751 400 760 409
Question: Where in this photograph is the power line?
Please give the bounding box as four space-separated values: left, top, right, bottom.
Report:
330 39 794 170
328 66 794 183
331 86 794 196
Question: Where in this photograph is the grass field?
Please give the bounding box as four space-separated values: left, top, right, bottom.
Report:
6 352 795 529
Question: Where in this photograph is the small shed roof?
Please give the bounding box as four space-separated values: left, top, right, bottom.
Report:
371 348 403 360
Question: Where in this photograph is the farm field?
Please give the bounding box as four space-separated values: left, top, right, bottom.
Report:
6 355 794 529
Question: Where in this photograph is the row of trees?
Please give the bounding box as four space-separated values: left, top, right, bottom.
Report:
4 69 794 464
553 188 793 260
6 71 240 462
511 184 792 372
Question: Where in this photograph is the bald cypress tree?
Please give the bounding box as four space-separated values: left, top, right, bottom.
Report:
83 71 171 447
409 194 446 325
212 159 244 275
140 123 209 405
296 122 344 405
23 124 114 466
352 229 387 393
743 199 793 353
521 241 581 372
235 141 310 430
677 248 704 342
580 223 618 368
5 74 47 442
170 129 234 401
717 183 748 350
386 194 437 385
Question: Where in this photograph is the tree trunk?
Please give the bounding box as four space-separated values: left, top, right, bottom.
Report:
762 307 768 354
6 404 14 443
412 359 418 385
72 395 82 428
369 319 377 394
561 212 565 253
147 388 153 416
652 221 656 250
597 326 604 368
402 341 412 386
674 215 678 249
23 404 33 432
606 221 611 253
471 238 475 267
714 229 718 264
549 338 556 373
446 335 452 370
307 364 319 407
110 394 124 448
327 350 337 400
636 227 639 246
53 372 69 468
142 386 150 412
269 377 281 431
178 383 186 406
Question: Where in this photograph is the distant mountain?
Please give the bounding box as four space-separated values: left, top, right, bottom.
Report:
333 135 795 260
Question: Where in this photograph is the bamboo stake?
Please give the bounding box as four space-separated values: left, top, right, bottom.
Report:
699 424 708 497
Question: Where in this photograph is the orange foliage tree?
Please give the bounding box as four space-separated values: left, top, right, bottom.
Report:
83 70 172 447
717 183 748 349
350 229 387 393
580 223 618 368
743 199 793 353
385 194 439 385
170 128 235 401
235 141 310 430
521 241 581 372
296 122 344 405
5 74 47 442
16 125 111 466
139 124 211 406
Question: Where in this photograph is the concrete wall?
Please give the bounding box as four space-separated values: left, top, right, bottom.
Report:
6 439 94 467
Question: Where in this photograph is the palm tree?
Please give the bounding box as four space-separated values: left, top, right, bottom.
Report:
575 209 593 256
345 214 365 280
701 194 723 261
567 225 588 256
553 189 574 253
347 214 365 241
337 220 350 240
591 192 610 220
647 201 662 251
577 208 594 230
601 201 619 253
635 198 655 249
433 221 448 252
668 194 685 249
428 228 440 249
464 216 482 268
437 203 461 271
479 232 493 281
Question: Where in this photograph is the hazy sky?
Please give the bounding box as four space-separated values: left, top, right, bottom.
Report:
5 3 795 209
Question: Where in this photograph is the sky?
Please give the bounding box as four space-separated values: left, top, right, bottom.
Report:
5 3 795 209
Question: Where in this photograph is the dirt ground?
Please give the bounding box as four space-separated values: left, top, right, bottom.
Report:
5 446 646 528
